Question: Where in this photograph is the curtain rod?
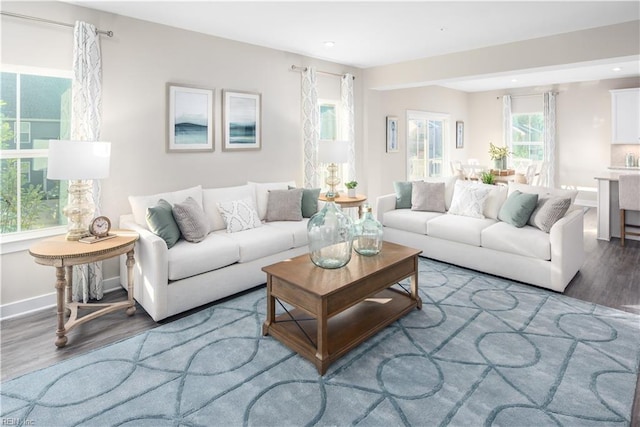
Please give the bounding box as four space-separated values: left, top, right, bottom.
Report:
0 11 114 37
291 65 355 80
499 92 558 99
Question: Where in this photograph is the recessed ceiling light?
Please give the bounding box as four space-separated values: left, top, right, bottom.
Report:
511 79 518 83
323 41 335 48
612 67 622 72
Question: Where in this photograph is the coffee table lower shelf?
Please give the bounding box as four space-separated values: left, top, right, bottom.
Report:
263 287 418 375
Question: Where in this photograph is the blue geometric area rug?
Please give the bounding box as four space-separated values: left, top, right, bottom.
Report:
2 258 639 426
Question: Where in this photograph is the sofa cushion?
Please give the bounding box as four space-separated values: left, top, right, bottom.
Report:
168 234 240 281
411 181 446 212
508 182 578 204
393 181 413 209
428 214 496 246
145 199 181 249
217 199 262 233
448 180 492 219
214 225 294 263
481 222 551 261
249 181 297 220
129 185 203 228
528 196 571 233
266 188 303 222
290 186 321 218
383 209 444 234
203 184 256 231
498 190 539 228
266 220 310 248
172 197 211 243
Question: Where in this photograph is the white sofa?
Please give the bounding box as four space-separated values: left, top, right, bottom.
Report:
376 178 585 292
119 181 311 322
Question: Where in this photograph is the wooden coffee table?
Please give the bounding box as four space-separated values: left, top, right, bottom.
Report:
262 241 422 375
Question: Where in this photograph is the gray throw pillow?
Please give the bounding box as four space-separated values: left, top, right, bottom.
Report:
394 181 413 209
266 188 304 222
172 196 210 242
498 190 539 228
146 199 181 249
528 196 571 233
289 186 321 218
411 181 446 212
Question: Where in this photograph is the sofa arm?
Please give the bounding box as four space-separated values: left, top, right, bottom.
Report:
375 194 397 223
549 208 585 291
119 214 169 322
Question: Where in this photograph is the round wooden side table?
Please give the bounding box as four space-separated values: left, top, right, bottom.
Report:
29 230 139 347
318 193 368 217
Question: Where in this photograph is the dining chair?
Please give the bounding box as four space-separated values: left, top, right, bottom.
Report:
450 161 464 179
619 174 640 247
535 162 549 187
524 163 537 185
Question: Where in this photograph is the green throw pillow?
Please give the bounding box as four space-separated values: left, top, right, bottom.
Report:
289 186 321 218
146 199 181 248
498 190 539 228
393 181 413 209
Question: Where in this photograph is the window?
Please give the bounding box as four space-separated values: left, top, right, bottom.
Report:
406 110 448 181
318 100 348 188
511 113 544 168
0 67 72 237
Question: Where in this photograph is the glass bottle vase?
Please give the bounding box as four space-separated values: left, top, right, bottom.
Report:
307 201 353 269
353 203 383 256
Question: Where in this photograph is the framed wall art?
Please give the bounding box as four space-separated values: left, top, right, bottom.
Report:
222 90 262 151
386 116 398 152
456 120 464 149
166 83 214 152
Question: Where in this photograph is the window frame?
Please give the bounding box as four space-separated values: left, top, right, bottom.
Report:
0 64 72 253
405 110 450 181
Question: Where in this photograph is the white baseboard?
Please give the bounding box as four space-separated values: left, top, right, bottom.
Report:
0 277 122 321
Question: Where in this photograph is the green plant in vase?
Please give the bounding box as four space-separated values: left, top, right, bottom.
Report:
345 180 358 197
480 171 495 185
488 142 510 170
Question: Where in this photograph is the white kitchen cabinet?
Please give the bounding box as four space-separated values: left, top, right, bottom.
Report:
610 88 640 144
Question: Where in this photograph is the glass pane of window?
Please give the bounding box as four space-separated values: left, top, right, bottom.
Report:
407 114 447 181
512 113 544 164
1 71 71 235
320 104 336 140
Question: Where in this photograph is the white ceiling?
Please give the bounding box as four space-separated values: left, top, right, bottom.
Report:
68 0 640 91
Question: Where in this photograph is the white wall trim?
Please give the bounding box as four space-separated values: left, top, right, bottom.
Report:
0 276 122 321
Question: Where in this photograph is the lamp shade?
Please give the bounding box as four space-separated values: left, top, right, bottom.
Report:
47 140 111 180
318 140 349 164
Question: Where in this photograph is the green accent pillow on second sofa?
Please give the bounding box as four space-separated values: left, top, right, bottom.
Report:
498 190 539 227
146 199 181 248
393 181 413 209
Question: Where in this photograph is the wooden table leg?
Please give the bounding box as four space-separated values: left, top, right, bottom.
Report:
55 266 68 347
262 275 274 336
411 255 422 310
125 249 136 316
316 298 329 375
64 265 73 316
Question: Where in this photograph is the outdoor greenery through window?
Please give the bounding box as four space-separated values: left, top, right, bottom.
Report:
511 113 544 166
0 68 72 236
406 111 447 181
318 100 347 186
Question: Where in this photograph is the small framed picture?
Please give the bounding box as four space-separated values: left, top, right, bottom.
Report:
456 121 464 149
166 84 214 152
386 116 399 152
222 90 262 151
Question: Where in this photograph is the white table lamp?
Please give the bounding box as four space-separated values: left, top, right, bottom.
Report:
318 140 349 200
47 140 111 241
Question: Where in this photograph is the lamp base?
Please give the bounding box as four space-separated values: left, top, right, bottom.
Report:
63 180 95 241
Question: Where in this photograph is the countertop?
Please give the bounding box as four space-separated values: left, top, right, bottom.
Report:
595 170 640 181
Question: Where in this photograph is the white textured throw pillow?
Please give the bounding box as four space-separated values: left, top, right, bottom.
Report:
216 199 262 233
448 180 492 219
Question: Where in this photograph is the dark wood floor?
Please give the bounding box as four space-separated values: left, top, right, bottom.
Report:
2 208 639 422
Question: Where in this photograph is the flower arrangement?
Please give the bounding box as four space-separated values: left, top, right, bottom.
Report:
488 143 510 160
345 181 358 189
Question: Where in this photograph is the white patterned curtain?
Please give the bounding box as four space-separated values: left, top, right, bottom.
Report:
71 21 104 302
502 95 512 168
302 67 320 188
543 92 557 188
341 74 356 181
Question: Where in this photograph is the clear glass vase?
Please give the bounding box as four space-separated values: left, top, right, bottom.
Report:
353 203 383 256
307 201 353 269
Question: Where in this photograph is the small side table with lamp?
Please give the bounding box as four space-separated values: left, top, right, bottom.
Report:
29 140 139 347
